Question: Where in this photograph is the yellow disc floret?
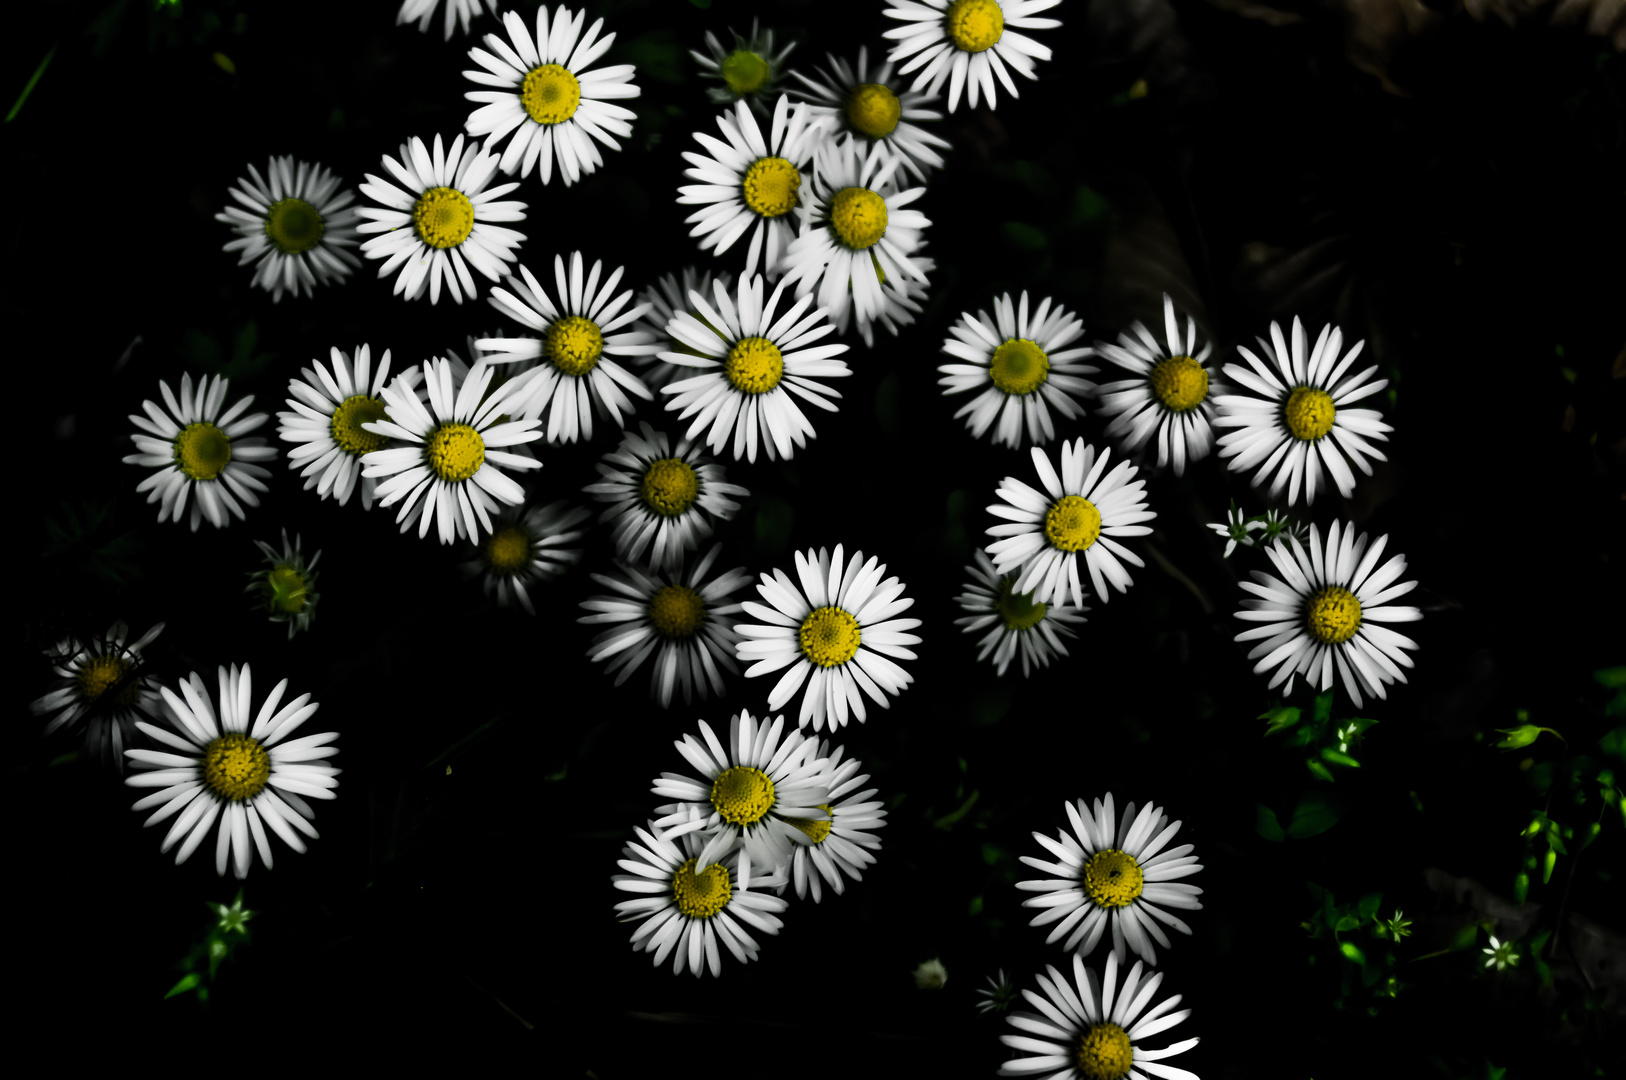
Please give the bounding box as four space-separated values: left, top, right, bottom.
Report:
521 63 581 125
1150 355 1209 412
1082 848 1145 909
788 804 834 843
799 605 861 668
648 585 707 638
641 458 701 517
1306 585 1362 644
264 197 325 255
996 578 1048 631
202 733 272 801
174 422 232 481
1076 1022 1135 1080
425 422 485 482
1284 385 1336 441
724 336 785 394
265 566 308 614
741 156 802 218
412 186 475 250
828 186 888 250
710 765 777 826
989 338 1051 396
846 83 903 138
330 394 391 456
545 316 605 377
671 857 733 919
945 0 1006 53
720 50 771 95
1044 495 1102 553
77 655 136 707
482 525 532 573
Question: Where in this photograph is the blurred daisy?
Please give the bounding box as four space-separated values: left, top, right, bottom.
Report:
245 528 321 639
463 501 591 614
278 344 408 510
482 251 656 443
397 0 498 39
659 274 851 463
677 95 828 279
986 439 1154 610
1206 501 1262 559
955 549 1086 677
356 133 527 305
883 0 1060 113
125 373 274 532
978 969 1018 1015
360 357 543 544
789 45 951 183
915 958 949 989
1094 294 1219 476
1234 520 1422 708
125 664 338 879
937 291 1097 448
1016 793 1204 965
779 740 887 902
735 544 922 732
629 267 734 392
1214 316 1392 506
999 950 1199 1080
215 156 361 302
692 18 797 114
463 6 639 186
30 620 164 771
580 545 752 708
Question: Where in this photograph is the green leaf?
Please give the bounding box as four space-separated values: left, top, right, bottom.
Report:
5 44 56 123
164 973 201 1000
1334 912 1362 933
1339 942 1366 965
1494 724 1565 750
213 52 235 75
1306 759 1336 784
1261 706 1301 735
1312 691 1334 725
968 895 984 917
1320 748 1362 769
933 789 979 830
1513 871 1529 904
1254 804 1286 842
1285 792 1343 838
1542 848 1558 884
1592 666 1626 688
1000 221 1048 252
1358 892 1384 920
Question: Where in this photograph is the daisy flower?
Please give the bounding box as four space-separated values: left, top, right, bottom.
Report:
278 344 412 510
125 373 274 532
463 6 639 186
659 274 851 463
778 139 932 347
579 545 752 708
938 291 1097 447
463 501 592 614
125 664 338 879
356 133 527 305
778 740 887 902
1093 294 1220 476
629 267 733 392
677 95 828 280
1233 520 1422 708
245 528 321 639
692 18 798 114
883 0 1060 113
30 620 165 771
1206 501 1262 559
397 0 498 39
612 819 789 977
986 439 1155 610
215 156 361 302
789 45 951 184
955 549 1087 677
735 544 922 732
999 950 1199 1080
359 357 543 544
1214 316 1392 506
1016 794 1204 965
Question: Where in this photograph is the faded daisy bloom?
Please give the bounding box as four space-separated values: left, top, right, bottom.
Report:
31 620 165 771
692 18 798 114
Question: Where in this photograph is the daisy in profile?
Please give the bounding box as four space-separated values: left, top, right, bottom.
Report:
1016 793 1204 965
1214 316 1392 506
986 439 1154 610
580 545 752 708
629 267 734 392
692 18 797 114
735 544 922 731
612 819 789 977
245 528 321 639
883 0 1060 113
278 344 411 510
659 274 851 463
778 740 887 902
1234 520 1422 708
1094 294 1220 476
789 45 951 183
463 501 592 614
482 251 656 443
463 6 639 186
31 620 165 771
356 133 527 305
937 291 1097 448
125 373 275 532
999 950 1199 1080
677 95 828 279
955 549 1086 677
359 357 543 544
778 139 932 347
398 0 497 39
215 156 361 302
125 664 338 879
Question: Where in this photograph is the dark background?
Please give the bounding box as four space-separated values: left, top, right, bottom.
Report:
6 0 1623 1073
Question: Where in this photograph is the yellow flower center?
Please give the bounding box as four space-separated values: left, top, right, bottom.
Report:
202 733 272 801
988 338 1050 396
1083 848 1145 909
846 83 902 138
1076 1022 1134 1080
1150 355 1209 412
425 422 485 482
412 186 475 250
264 197 324 255
724 336 785 394
996 577 1048 631
265 565 308 614
1306 586 1362 644
1284 386 1336 441
799 605 861 668
545 315 605 377
671 857 733 919
945 0 1005 53
482 525 532 573
521 63 581 125
330 394 391 456
77 655 136 707
741 156 802 219
710 765 777 826
173 422 232 481
720 49 771 95
648 584 707 638
641 458 701 516
788 803 834 843
1044 495 1102 553
828 186 888 250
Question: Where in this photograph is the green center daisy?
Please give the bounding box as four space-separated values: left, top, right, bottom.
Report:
828 186 888 250
174 422 232 481
799 605 861 668
1076 1022 1134 1080
330 395 391 456
202 733 271 801
264 197 325 255
724 336 785 394
945 0 1005 53
720 49 771 95
77 655 138 707
1306 586 1362 644
1044 495 1101 553
265 565 308 615
1082 848 1144 909
1149 355 1208 412
546 316 605 377
741 156 802 218
522 63 581 125
671 857 732 919
482 525 532 573
641 458 700 517
846 83 902 138
425 422 485 482
648 584 707 638
989 338 1050 396
710 765 776 826
412 186 475 250
1284 386 1336 441
788 804 834 843
996 578 1048 631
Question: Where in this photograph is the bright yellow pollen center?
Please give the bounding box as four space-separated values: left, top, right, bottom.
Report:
266 565 307 614
412 186 475 250
641 458 700 516
174 422 232 481
720 50 771 95
1150 355 1209 412
799 605 861 668
202 733 271 801
741 156 802 218
1044 495 1102 553
425 422 485 482
788 804 834 843
264 197 324 255
482 525 531 573
671 857 733 919
945 0 1006 53
330 394 390 456
1284 386 1337 441
546 316 605 377
710 765 777 826
847 83 902 138
724 336 785 394
77 655 133 705
1083 848 1145 909
996 578 1048 631
1306 586 1362 644
521 63 581 125
828 186 888 250
648 585 707 638
1076 1022 1134 1080
989 338 1051 396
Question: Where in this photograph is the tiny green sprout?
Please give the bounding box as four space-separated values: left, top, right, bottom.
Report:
210 889 255 935
1482 934 1519 971
1378 910 1412 941
1494 724 1565 750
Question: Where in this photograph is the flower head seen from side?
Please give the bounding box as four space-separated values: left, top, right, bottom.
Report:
31 620 165 771
630 267 734 392
1094 294 1219 476
125 665 338 879
1016 794 1204 966
789 45 951 184
736 544 922 732
883 0 1060 113
692 18 797 114
1214 316 1392 506
986 439 1154 611
357 133 527 305
677 95 828 280
956 548 1086 677
215 156 361 302
463 501 591 614
778 739 886 902
360 357 543 544
938 291 1097 448
659 274 851 463
999 950 1199 1080
463 6 639 186
245 528 321 639
397 0 498 39
1233 520 1422 708
978 969 1018 1015
278 344 408 510
125 373 274 532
